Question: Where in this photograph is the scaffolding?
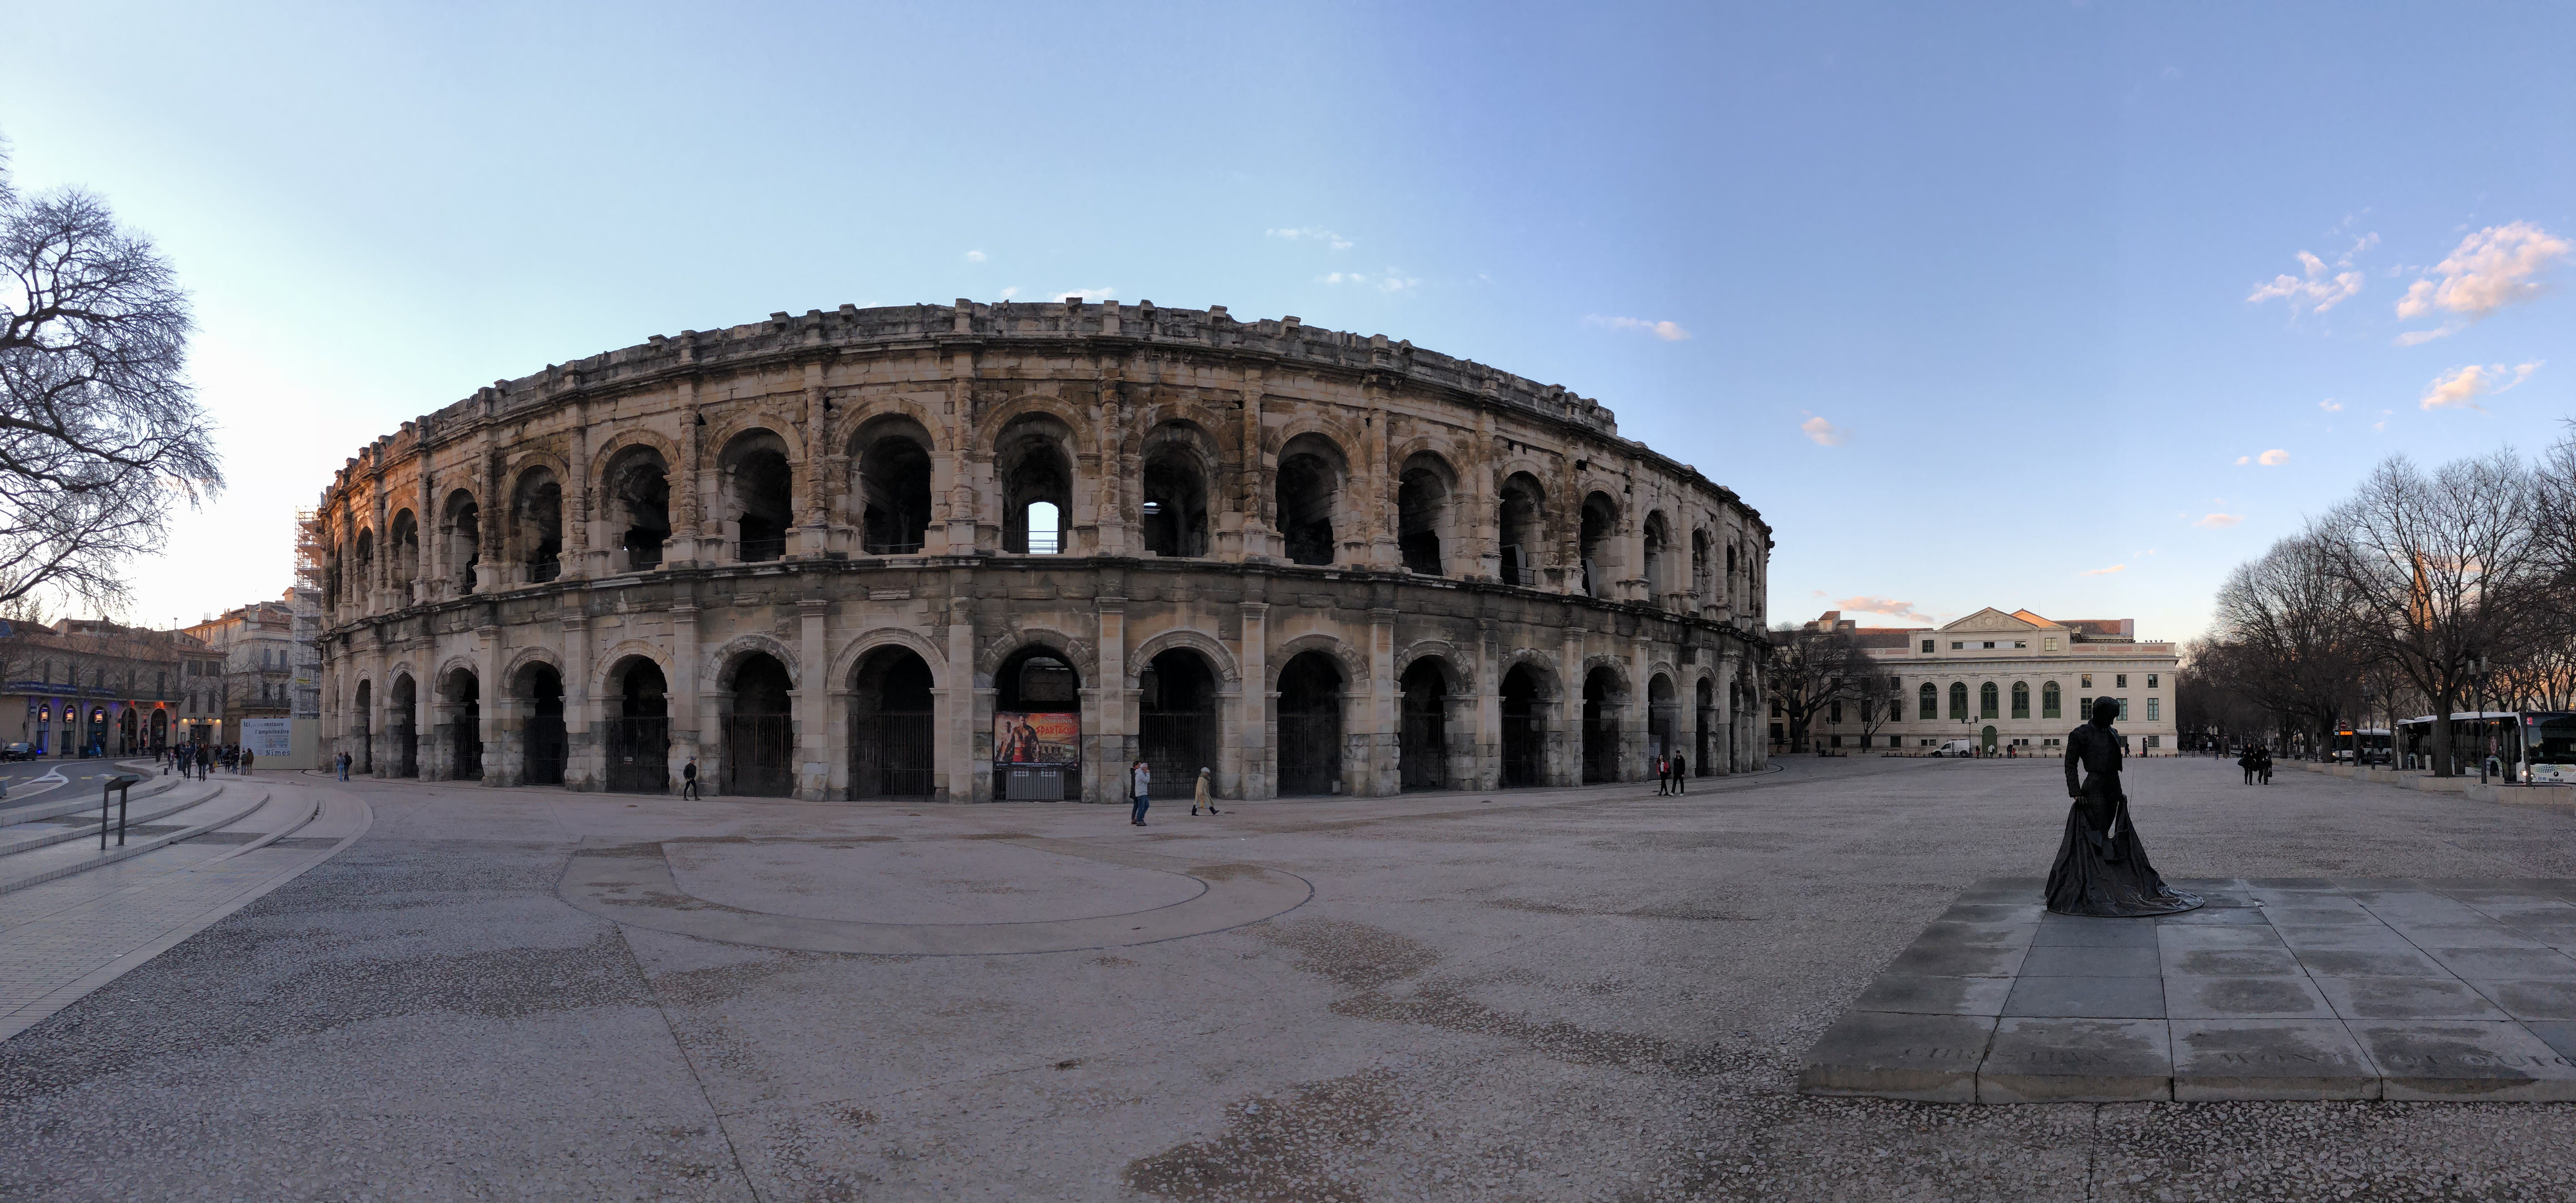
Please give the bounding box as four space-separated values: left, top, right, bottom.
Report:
289 509 323 720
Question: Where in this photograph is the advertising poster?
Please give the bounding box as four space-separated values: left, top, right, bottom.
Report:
242 717 294 759
993 712 1080 766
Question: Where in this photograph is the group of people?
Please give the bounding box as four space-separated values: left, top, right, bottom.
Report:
1126 762 1220 826
1653 753 1690 795
2237 745 2275 784
160 742 249 779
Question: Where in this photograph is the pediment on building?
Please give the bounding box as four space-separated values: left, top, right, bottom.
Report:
1939 607 2047 633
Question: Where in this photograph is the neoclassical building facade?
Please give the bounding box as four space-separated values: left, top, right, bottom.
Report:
312 299 1773 802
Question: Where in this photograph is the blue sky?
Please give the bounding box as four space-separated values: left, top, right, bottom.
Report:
6 1 2570 639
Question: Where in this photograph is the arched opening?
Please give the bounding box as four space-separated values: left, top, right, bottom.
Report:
118 708 137 755
517 662 567 786
721 432 795 563
1580 493 1619 600
604 446 672 571
1642 512 1671 602
354 530 375 602
2042 680 2063 719
1695 676 1716 776
723 653 795 797
149 708 167 750
389 510 419 595
390 674 418 777
1275 651 1343 796
1582 667 1621 783
994 645 1082 800
1501 663 1547 787
1275 435 1343 567
604 658 670 794
1691 529 1711 603
1918 681 1938 721
1982 724 1998 752
1140 426 1214 558
1980 681 2000 720
853 421 934 555
1399 658 1450 791
444 490 481 594
1498 473 1546 587
849 647 936 799
1139 649 1220 798
444 668 482 780
512 468 563 583
2011 681 2031 719
1396 454 1453 576
1649 673 1678 766
354 679 373 774
1949 681 1969 721
998 419 1074 555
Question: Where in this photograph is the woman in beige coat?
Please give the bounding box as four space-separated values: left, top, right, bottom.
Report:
1191 767 1221 815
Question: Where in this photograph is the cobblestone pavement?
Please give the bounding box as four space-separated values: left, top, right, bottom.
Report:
5 757 2576 1201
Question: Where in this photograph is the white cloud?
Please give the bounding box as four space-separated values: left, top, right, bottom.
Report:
1582 314 1692 341
1319 269 1419 294
2393 222 2570 342
1267 227 1354 250
2081 564 2126 576
964 250 987 263
2194 513 2244 529
1799 416 1849 447
2318 399 2344 412
2420 361 2543 411
2234 456 2251 466
2248 234 2375 316
2258 449 2289 466
1057 287 1115 302
1834 595 1937 624
999 286 1021 299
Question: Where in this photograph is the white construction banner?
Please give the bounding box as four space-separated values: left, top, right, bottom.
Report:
242 717 294 759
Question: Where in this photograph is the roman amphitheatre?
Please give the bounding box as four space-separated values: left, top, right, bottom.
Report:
309 299 1772 802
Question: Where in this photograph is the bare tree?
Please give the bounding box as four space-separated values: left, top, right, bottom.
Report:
1766 621 1866 753
2321 453 2548 775
1853 663 1904 750
0 145 222 612
2208 533 2368 757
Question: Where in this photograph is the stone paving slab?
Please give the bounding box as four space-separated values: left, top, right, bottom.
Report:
1801 876 2576 1103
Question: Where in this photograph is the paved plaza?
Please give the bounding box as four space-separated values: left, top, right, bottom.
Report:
7 755 2576 1200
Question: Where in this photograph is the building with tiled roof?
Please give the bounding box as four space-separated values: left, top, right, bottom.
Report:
1783 607 2179 755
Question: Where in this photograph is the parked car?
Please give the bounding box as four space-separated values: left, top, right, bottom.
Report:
0 742 33 761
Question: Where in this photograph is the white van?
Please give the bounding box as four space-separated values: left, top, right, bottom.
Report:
1935 739 1978 757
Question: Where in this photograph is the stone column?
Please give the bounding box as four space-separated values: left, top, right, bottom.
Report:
1367 603 1398 797
477 614 502 787
670 591 700 795
797 595 829 800
1236 365 1267 560
1237 597 1269 799
1475 616 1499 790
564 602 592 790
566 400 592 578
1559 627 1585 786
946 586 977 804
1097 592 1127 795
1629 636 1654 780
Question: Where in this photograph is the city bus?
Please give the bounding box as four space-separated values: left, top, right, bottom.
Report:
2392 711 2576 782
2333 727 2392 765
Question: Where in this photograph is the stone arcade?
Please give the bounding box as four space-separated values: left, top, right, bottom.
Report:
312 300 1774 802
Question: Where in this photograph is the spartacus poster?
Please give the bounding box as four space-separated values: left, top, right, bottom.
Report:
993 712 1081 766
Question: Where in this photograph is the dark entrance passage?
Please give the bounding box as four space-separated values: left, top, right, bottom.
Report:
850 648 936 799
1399 659 1448 791
1501 664 1545 788
1695 677 1715 777
1139 650 1219 799
724 654 795 797
1649 674 1678 766
994 647 1081 800
1582 668 1620 784
605 659 670 794
355 680 373 774
519 663 567 786
1276 652 1343 796
446 669 482 781
391 675 419 777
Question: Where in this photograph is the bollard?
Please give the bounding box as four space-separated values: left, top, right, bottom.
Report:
99 774 144 849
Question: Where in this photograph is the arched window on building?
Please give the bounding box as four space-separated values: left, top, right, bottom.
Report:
1396 453 1454 576
1980 682 2000 719
1949 681 1969 719
1579 493 1620 600
511 468 564 582
998 417 1074 556
604 446 673 570
1138 424 1215 558
1641 511 1671 602
720 431 795 563
850 418 934 556
1918 681 1937 721
1498 473 1546 586
1274 433 1345 567
2042 681 2063 719
2011 681 2031 719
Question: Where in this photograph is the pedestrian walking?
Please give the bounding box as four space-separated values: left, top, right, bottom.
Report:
242 748 255 774
681 757 700 800
1671 752 1687 795
336 750 349 781
1191 767 1220 815
1653 755 1670 795
1130 759 1151 826
2237 748 2256 785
